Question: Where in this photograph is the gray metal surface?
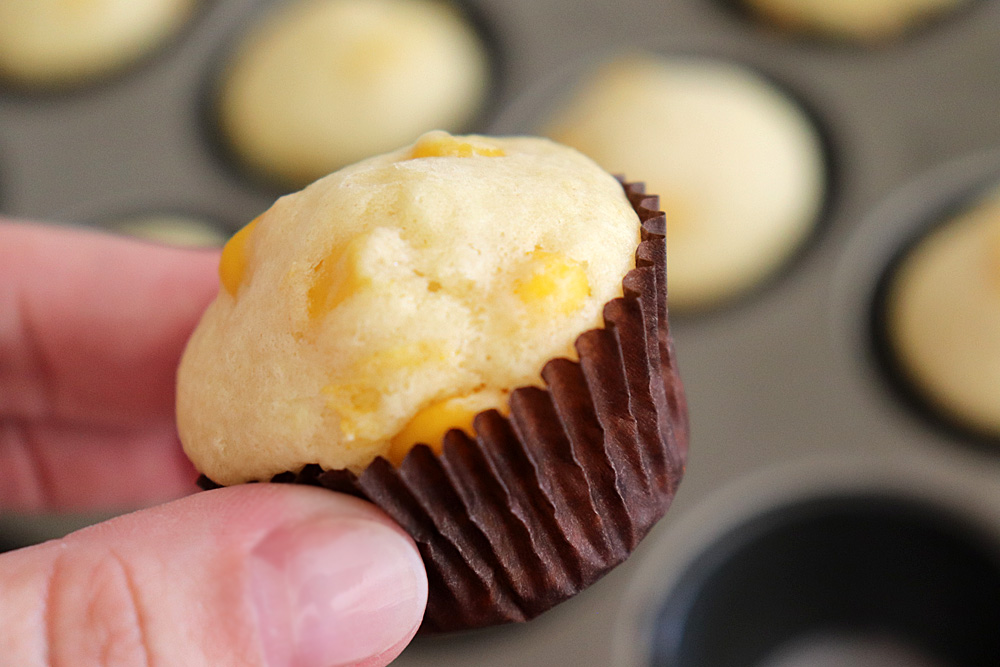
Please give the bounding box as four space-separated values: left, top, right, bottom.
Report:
2 0 1000 664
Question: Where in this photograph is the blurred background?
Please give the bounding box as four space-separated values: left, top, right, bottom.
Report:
1 0 999 664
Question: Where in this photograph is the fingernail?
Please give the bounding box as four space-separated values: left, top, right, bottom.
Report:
249 517 427 667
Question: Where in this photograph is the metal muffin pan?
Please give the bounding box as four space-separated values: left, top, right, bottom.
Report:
2 0 1000 664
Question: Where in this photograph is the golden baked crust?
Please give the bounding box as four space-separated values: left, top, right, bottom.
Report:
177 133 641 484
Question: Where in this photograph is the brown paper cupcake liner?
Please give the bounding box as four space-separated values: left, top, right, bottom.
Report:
199 180 688 633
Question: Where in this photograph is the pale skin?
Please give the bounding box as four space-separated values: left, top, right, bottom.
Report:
0 221 428 667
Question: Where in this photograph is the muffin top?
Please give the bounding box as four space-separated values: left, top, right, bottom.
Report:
0 0 197 87
177 132 641 484
217 0 491 187
886 186 1000 436
739 0 970 43
545 55 825 312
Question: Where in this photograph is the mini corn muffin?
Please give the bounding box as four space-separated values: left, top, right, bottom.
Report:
181 132 687 632
739 0 972 43
179 132 642 484
544 54 826 312
884 186 1000 437
0 0 197 88
216 0 491 187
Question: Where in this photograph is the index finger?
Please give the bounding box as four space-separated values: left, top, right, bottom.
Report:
0 221 220 427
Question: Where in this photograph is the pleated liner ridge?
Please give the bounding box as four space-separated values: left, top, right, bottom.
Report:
199 180 689 633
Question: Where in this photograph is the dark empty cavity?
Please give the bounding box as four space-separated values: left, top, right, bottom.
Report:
649 494 1000 667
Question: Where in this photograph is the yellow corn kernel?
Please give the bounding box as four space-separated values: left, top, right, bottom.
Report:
514 250 590 316
408 131 505 159
307 238 370 320
219 217 260 298
370 341 445 369
388 397 479 464
321 341 448 440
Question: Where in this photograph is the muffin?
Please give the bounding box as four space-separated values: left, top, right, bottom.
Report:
738 0 972 43
544 54 826 312
180 131 688 631
883 185 1000 438
215 0 492 188
0 0 197 88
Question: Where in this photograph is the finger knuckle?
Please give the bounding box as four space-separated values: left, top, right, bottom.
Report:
45 549 153 667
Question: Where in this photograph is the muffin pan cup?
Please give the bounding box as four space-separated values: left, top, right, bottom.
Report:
612 456 1000 666
654 494 1000 666
200 182 689 634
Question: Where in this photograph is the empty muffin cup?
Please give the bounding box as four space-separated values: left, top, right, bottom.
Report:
649 493 1000 666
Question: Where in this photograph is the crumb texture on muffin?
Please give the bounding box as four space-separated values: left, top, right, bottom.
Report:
177 133 641 484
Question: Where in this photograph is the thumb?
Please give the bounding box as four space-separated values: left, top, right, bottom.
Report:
0 484 428 667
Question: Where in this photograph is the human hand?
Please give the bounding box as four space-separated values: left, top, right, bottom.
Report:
0 222 428 666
